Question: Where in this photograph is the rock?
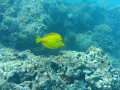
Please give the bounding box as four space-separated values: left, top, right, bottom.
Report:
0 44 119 90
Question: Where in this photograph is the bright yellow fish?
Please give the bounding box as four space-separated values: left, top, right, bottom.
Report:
36 32 65 49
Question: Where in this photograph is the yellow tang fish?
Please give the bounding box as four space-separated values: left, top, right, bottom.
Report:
36 32 65 49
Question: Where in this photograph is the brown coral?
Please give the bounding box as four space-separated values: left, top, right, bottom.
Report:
61 74 74 84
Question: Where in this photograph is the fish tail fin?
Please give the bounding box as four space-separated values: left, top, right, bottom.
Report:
36 35 42 43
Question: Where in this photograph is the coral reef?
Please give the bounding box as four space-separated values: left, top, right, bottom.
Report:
93 24 117 51
0 43 119 90
0 0 52 51
0 0 120 58
94 24 112 34
0 1 120 89
75 31 98 51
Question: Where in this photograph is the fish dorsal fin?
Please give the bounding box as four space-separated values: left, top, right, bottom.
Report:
43 32 59 38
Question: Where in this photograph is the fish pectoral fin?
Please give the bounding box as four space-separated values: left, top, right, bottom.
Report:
36 35 42 43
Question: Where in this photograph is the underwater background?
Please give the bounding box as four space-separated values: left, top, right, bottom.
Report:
0 0 120 90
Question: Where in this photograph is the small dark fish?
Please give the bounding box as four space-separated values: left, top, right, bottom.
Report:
8 23 19 33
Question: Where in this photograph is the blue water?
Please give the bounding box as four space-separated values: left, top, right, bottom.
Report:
45 0 120 6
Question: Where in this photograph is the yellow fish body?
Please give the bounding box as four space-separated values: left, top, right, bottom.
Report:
36 32 65 49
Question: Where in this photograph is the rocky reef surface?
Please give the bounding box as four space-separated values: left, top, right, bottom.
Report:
0 43 119 90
